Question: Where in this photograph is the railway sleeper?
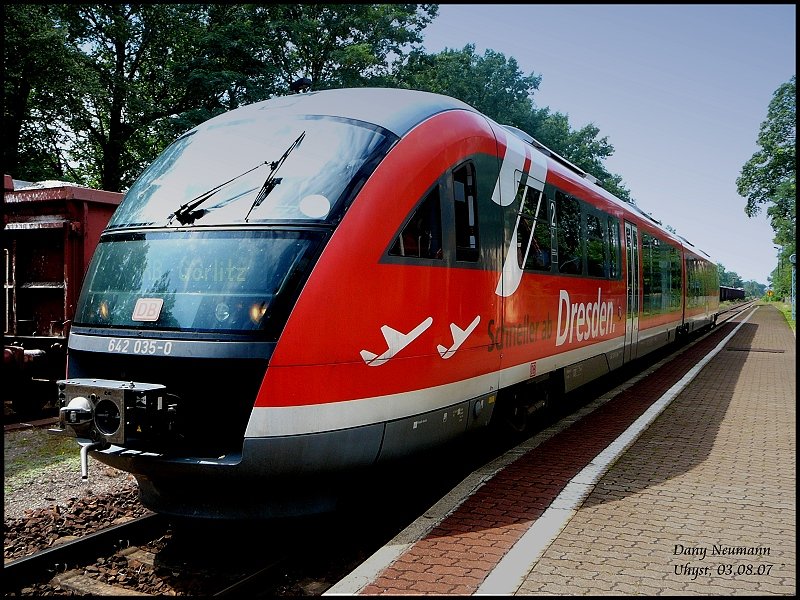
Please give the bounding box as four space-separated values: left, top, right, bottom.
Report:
50 569 153 596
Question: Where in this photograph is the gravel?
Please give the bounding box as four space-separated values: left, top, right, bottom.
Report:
4 461 138 522
3 425 339 596
4 427 144 562
4 486 148 562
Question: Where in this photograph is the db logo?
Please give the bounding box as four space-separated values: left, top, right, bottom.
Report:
132 298 164 322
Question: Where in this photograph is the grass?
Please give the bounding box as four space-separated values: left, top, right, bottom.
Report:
767 300 796 332
4 428 82 493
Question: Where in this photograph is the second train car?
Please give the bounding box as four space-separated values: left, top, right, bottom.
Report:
52 88 719 518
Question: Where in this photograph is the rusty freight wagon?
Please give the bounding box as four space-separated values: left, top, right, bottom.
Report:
3 175 122 414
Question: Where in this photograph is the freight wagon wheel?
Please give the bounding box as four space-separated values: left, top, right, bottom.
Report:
10 392 47 418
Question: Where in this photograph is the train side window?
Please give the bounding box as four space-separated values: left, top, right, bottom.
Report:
453 162 479 262
389 187 443 259
670 246 682 310
686 257 695 306
641 233 656 315
515 183 550 272
586 212 605 277
658 241 676 313
530 209 552 271
607 216 620 279
556 191 582 275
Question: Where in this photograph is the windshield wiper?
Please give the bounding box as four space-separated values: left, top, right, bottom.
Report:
167 161 270 225
244 131 306 222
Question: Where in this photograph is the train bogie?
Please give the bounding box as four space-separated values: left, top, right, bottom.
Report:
49 88 720 518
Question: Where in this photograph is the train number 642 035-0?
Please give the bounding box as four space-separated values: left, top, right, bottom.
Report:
107 338 173 356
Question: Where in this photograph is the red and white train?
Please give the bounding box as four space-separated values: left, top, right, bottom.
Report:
53 88 719 518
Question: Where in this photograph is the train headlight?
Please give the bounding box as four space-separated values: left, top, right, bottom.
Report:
98 300 110 320
249 302 268 324
60 396 94 426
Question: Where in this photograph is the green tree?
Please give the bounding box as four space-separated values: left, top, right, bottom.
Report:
717 264 743 288
171 4 285 120
526 107 633 203
736 76 796 298
264 4 438 91
393 44 634 203
394 44 540 127
4 4 438 191
2 4 86 181
743 280 766 298
53 4 222 191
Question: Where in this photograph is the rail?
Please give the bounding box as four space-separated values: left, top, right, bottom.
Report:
3 513 168 592
716 298 758 322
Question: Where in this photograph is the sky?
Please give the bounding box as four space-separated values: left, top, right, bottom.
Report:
418 4 796 285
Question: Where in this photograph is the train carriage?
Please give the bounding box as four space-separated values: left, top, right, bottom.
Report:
52 88 719 518
3 178 122 413
719 285 746 302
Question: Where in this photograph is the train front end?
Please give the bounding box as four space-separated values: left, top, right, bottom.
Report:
50 94 398 518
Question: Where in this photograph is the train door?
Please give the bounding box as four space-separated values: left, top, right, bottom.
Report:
624 221 640 362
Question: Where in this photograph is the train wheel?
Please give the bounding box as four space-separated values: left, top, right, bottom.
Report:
504 404 530 434
9 379 50 417
492 375 558 436
11 394 46 418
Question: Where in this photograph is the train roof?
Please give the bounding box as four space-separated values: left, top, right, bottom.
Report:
500 125 714 261
196 87 478 139
4 179 123 206
190 88 715 263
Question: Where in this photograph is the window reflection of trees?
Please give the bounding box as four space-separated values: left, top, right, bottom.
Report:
389 187 443 259
556 191 582 275
642 232 684 315
586 213 605 277
76 233 314 332
516 184 551 272
607 217 620 279
453 163 479 262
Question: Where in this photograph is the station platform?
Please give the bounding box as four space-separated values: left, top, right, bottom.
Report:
326 304 796 596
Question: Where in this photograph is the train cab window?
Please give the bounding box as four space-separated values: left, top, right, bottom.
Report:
586 212 605 277
556 191 582 275
452 163 479 262
389 187 443 259
516 184 550 272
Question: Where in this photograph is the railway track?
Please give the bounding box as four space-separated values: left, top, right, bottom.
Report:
4 513 168 594
4 415 59 433
4 513 305 596
3 476 462 597
716 299 758 323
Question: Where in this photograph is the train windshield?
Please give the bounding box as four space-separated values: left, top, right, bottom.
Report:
74 230 322 335
110 115 393 228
